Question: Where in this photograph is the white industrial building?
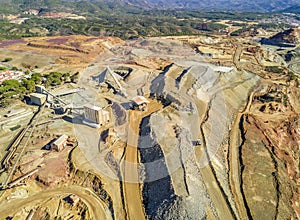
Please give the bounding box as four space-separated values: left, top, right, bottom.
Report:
30 93 47 106
83 104 110 127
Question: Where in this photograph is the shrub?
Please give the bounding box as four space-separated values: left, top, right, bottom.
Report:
2 57 12 62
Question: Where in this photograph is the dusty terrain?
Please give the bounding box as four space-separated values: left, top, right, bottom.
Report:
0 28 299 220
0 35 124 75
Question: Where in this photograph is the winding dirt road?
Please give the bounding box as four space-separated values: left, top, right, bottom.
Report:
228 91 255 220
0 185 112 220
193 98 235 220
120 100 162 220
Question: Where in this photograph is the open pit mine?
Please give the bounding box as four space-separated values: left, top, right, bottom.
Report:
0 32 299 220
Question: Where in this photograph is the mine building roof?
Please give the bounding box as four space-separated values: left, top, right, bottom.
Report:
30 92 47 99
84 104 102 111
52 134 68 146
132 96 150 105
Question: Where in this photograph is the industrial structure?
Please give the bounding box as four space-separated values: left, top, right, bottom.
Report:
31 84 110 128
35 85 44 94
106 66 128 98
30 93 47 106
83 104 110 127
50 134 68 152
131 96 149 111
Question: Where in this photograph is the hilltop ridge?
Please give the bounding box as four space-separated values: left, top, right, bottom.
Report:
1 0 300 13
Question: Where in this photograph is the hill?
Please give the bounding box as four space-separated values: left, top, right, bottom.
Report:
261 28 300 47
1 0 300 13
281 5 300 14
0 0 294 40
130 0 300 12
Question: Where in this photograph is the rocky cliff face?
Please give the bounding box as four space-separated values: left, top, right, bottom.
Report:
262 28 300 47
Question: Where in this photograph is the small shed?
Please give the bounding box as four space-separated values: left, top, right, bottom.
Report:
51 134 68 152
132 96 149 111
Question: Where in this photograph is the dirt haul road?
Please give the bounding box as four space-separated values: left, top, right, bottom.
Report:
193 97 235 220
0 185 112 220
121 100 162 220
228 91 255 220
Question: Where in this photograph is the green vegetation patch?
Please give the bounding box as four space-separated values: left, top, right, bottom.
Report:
0 71 71 107
0 1 274 40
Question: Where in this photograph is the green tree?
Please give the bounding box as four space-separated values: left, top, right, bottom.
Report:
45 72 63 86
31 72 42 84
2 57 12 62
2 79 21 90
11 66 19 71
22 79 35 93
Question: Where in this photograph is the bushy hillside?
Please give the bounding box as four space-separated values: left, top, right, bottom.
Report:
145 0 300 12
282 5 300 14
1 0 299 13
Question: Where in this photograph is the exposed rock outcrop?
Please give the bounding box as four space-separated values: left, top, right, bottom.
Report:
261 28 300 47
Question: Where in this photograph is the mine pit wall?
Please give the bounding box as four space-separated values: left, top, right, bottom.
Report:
199 69 260 218
153 112 214 219
241 113 300 219
68 149 115 219
239 115 278 219
27 42 89 54
138 113 213 219
138 116 177 219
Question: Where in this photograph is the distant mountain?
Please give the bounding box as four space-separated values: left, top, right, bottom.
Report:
281 5 300 14
119 0 300 12
1 0 299 13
